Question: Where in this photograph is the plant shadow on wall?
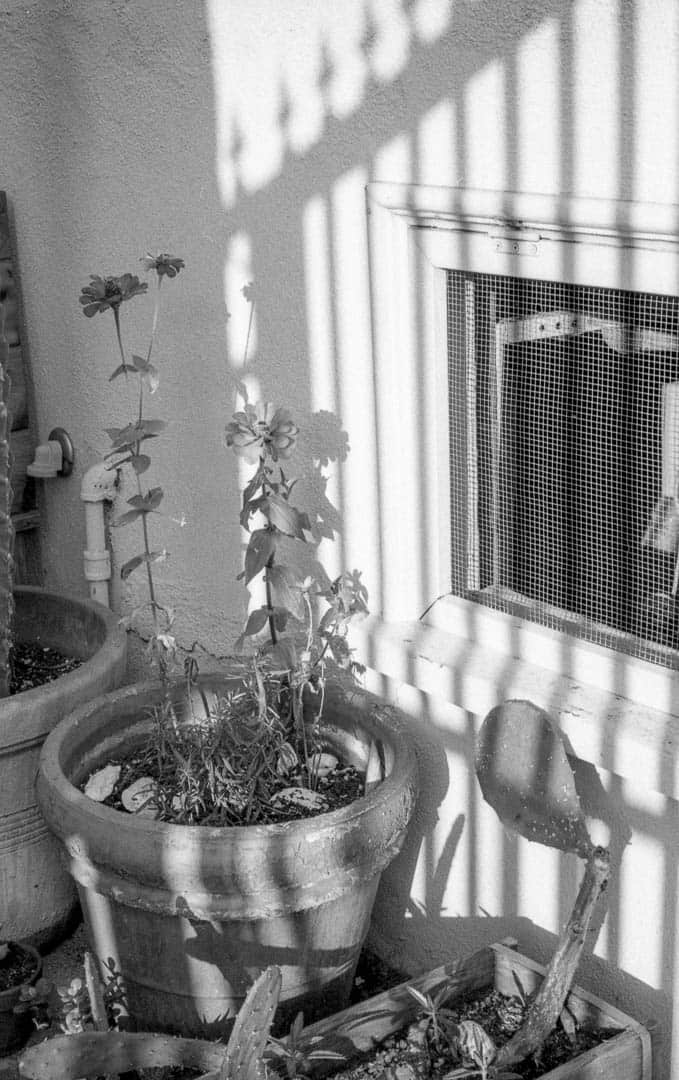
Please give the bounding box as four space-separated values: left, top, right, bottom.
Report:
204 0 673 1067
35 256 421 1041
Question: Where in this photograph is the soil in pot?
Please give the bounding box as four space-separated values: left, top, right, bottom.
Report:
79 682 373 827
10 642 81 694
326 986 616 1080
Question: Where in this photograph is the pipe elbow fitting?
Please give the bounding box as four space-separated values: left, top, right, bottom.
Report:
81 461 117 503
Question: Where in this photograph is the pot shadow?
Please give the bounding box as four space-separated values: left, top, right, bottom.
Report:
175 895 373 1037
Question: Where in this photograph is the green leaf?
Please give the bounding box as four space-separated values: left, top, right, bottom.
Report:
261 493 310 540
127 487 164 512
113 508 142 527
406 986 430 1010
106 420 166 455
120 550 168 580
132 354 160 394
243 607 270 637
266 563 304 619
120 554 145 579
139 419 166 436
240 494 267 533
243 529 276 584
108 364 132 382
270 640 297 672
130 454 151 474
290 1011 304 1043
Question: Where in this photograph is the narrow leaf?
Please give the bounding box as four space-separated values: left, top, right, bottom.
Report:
108 364 131 382
262 493 310 540
113 508 142 527
139 419 166 436
266 563 304 619
243 607 270 637
120 554 145 579
243 529 276 584
406 986 430 1010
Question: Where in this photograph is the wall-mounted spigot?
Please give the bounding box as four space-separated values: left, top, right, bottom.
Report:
27 427 75 478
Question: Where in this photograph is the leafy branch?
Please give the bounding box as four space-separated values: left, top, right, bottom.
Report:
79 254 185 686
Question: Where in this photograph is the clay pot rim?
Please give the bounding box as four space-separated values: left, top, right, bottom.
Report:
39 675 419 842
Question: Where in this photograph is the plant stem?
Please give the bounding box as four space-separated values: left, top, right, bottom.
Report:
495 846 611 1068
146 276 162 366
265 553 278 646
113 307 126 372
243 295 255 368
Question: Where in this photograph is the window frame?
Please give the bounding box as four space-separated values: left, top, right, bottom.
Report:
364 182 679 762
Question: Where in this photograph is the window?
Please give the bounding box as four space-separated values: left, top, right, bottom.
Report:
448 271 679 667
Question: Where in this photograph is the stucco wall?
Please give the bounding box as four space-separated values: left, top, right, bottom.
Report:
2 0 678 1075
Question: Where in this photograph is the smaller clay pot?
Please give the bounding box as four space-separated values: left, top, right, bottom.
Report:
0 942 42 1054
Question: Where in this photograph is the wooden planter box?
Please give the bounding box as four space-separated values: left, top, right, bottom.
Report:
300 940 654 1080
18 942 654 1080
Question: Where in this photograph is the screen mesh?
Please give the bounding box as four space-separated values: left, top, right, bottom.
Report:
447 270 679 666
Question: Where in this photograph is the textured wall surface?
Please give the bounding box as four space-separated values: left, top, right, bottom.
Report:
2 0 679 1075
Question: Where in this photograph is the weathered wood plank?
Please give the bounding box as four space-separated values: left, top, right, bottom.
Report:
0 191 40 581
13 528 41 586
6 345 27 429
0 191 9 260
0 259 20 344
9 427 33 513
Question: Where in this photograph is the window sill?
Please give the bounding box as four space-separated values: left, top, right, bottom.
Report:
350 605 679 800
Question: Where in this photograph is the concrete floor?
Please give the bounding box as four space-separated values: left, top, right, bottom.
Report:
0 921 89 1080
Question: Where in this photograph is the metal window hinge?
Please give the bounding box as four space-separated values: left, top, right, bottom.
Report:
489 229 541 256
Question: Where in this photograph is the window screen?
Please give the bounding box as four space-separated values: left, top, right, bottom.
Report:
447 270 679 667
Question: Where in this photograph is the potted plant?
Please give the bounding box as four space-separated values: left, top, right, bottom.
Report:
18 963 285 1080
23 692 654 1080
35 262 419 1039
0 219 128 949
0 933 42 1056
247 700 651 1079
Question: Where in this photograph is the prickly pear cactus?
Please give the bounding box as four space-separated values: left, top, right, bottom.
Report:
220 966 282 1080
476 700 611 1069
0 292 14 700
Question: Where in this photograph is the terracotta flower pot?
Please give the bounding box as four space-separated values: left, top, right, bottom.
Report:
0 942 41 1055
0 587 127 948
35 675 418 1037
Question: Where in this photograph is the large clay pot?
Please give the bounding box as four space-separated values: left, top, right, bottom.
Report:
0 587 127 947
36 676 418 1037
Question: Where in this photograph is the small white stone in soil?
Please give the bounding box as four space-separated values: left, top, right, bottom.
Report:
121 776 159 817
271 786 329 812
309 751 339 777
84 764 122 802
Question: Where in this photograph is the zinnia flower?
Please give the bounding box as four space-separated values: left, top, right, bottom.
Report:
79 273 148 317
226 403 298 464
141 253 185 278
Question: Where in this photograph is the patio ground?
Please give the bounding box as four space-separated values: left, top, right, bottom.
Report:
0 921 406 1079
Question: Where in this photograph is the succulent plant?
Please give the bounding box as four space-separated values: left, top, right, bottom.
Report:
474 699 611 1069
